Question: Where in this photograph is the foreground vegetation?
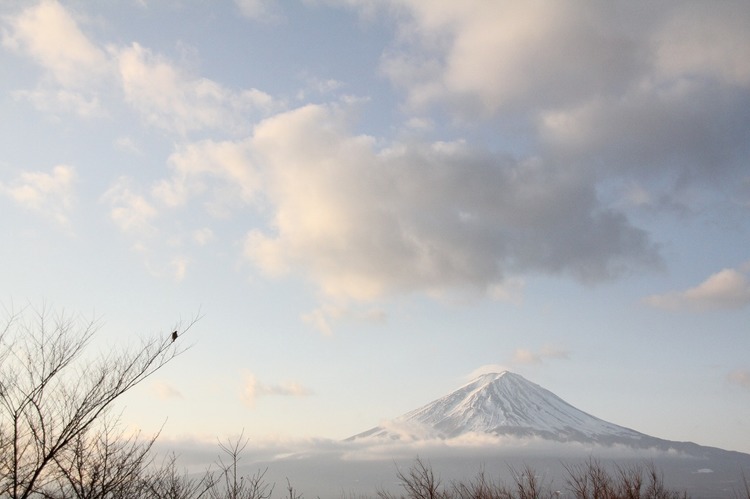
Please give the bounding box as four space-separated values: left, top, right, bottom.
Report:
1 306 748 498
379 457 696 499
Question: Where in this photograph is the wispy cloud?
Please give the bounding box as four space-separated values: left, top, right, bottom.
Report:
727 369 750 390
101 176 158 236
234 0 282 22
2 1 109 116
467 346 569 380
192 228 214 246
241 372 312 408
0 164 76 227
467 365 514 380
151 381 183 400
512 345 570 365
644 265 750 311
3 2 275 135
302 302 387 336
170 256 190 282
115 43 274 136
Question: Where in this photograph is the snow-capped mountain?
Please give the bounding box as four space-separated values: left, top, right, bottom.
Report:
349 372 694 450
273 371 750 498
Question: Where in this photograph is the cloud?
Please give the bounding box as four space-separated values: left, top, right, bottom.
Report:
234 0 282 22
151 381 183 400
644 265 750 311
487 277 525 305
0 164 76 227
115 43 275 135
12 88 104 118
2 1 110 116
2 0 108 88
512 345 570 365
368 1 750 210
302 302 387 336
154 138 260 209
655 3 750 87
170 256 190 282
114 136 141 155
243 103 660 302
192 228 214 246
377 2 649 115
467 365 514 380
4 2 276 134
101 176 158 235
241 372 312 408
727 369 750 390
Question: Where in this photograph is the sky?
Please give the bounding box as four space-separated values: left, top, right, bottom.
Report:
1 0 749 457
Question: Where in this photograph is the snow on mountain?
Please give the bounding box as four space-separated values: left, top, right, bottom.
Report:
350 371 660 447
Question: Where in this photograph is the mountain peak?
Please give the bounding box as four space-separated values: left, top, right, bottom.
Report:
350 371 646 444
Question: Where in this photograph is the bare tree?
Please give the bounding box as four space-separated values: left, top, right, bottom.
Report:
143 452 214 499
385 457 447 499
207 431 274 499
0 303 197 499
506 464 555 499
42 415 158 498
283 477 303 499
451 466 511 499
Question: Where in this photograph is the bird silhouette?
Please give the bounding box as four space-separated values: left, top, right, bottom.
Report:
171 331 178 342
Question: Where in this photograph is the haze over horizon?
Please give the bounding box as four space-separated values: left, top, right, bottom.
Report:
1 0 749 458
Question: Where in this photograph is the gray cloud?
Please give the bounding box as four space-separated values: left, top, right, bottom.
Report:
373 1 750 211
242 104 660 301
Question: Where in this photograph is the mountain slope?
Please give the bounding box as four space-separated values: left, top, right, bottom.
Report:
335 371 750 498
348 372 730 454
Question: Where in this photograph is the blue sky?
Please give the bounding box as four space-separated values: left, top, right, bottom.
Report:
1 0 749 455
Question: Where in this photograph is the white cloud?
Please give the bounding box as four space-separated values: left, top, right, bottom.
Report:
234 0 281 22
192 228 214 246
2 1 111 117
101 176 158 235
115 43 274 135
512 345 570 365
1 164 76 227
241 372 312 408
467 365 514 380
155 138 260 208
644 266 750 311
488 277 524 305
170 256 190 282
12 88 104 118
3 2 278 130
302 302 387 336
151 381 183 400
2 0 108 88
114 136 141 155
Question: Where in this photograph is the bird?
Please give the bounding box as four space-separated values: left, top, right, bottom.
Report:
171 330 178 342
